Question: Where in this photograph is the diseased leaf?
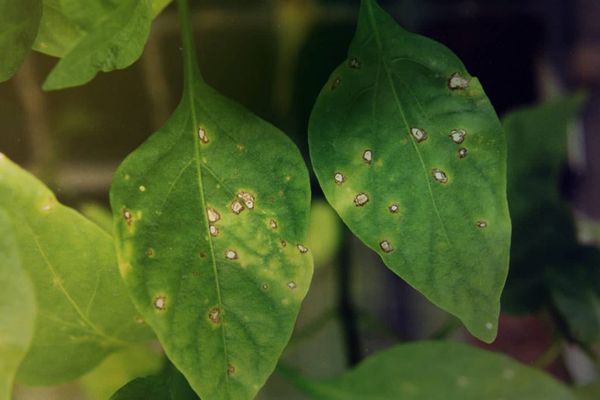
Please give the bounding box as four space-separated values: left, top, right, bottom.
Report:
0 211 36 400
110 364 198 400
308 0 510 342
0 0 42 82
41 0 153 91
282 341 576 400
109 9 313 398
0 155 154 385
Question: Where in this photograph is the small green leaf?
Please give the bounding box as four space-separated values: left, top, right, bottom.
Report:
282 341 576 400
306 200 342 267
110 364 198 400
0 0 41 82
0 155 154 385
80 202 115 234
308 0 510 342
42 0 153 91
0 211 36 400
109 5 313 397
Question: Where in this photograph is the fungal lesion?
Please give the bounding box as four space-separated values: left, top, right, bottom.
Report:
348 57 361 69
331 77 341 90
334 172 345 185
431 169 448 184
237 191 255 209
448 72 470 90
153 295 166 311
362 149 373 164
458 148 468 158
389 203 400 213
208 307 221 324
209 225 219 237
198 127 209 144
297 244 308 254
287 281 297 290
122 208 133 226
354 192 369 206
231 200 245 215
476 220 488 229
269 219 278 229
449 129 466 144
380 240 393 253
410 127 428 143
225 249 238 260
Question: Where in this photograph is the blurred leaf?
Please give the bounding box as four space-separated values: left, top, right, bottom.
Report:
110 364 197 400
306 200 342 267
282 341 576 400
308 0 510 343
0 0 41 82
501 94 588 314
0 211 36 400
575 381 600 400
80 202 114 234
548 253 600 344
80 343 164 400
41 0 153 90
0 155 154 385
109 3 314 397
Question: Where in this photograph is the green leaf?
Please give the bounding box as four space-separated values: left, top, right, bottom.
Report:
0 0 42 82
80 343 164 400
0 155 154 385
501 94 588 314
308 0 510 342
306 200 342 267
33 0 85 58
0 211 36 400
80 202 115 234
109 1 313 397
110 364 198 400
41 0 153 91
282 341 576 400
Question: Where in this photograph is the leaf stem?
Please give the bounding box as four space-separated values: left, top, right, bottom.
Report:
176 0 202 87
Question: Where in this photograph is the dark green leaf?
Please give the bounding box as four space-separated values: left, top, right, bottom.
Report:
308 0 510 342
109 30 313 400
0 155 154 385
501 94 589 314
110 364 198 400
0 211 36 400
0 0 41 82
41 0 153 90
282 341 576 400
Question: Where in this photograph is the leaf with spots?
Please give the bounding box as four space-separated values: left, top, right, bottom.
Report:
0 211 36 400
281 341 576 400
308 0 510 342
0 0 41 82
0 156 154 385
109 1 313 399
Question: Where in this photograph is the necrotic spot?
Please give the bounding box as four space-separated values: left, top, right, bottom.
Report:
349 57 361 69
225 249 238 260
297 244 308 254
380 240 393 253
448 72 469 90
198 127 209 143
231 200 245 214
458 148 468 158
334 172 345 185
154 296 166 311
354 193 369 206
389 203 399 213
362 149 372 164
449 129 466 144
432 169 448 184
287 281 297 289
208 307 221 324
410 128 427 143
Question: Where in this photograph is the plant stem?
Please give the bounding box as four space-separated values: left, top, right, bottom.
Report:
533 337 563 369
338 230 362 366
176 0 202 87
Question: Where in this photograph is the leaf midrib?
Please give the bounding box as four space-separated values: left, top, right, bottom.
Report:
184 84 232 395
365 0 452 248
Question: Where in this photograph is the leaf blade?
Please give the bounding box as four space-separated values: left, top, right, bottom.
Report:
283 342 576 400
110 73 313 399
0 155 153 385
308 0 510 342
0 0 41 82
0 211 36 400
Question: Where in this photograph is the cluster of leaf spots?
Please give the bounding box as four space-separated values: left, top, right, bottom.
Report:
309 0 510 343
109 31 313 397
